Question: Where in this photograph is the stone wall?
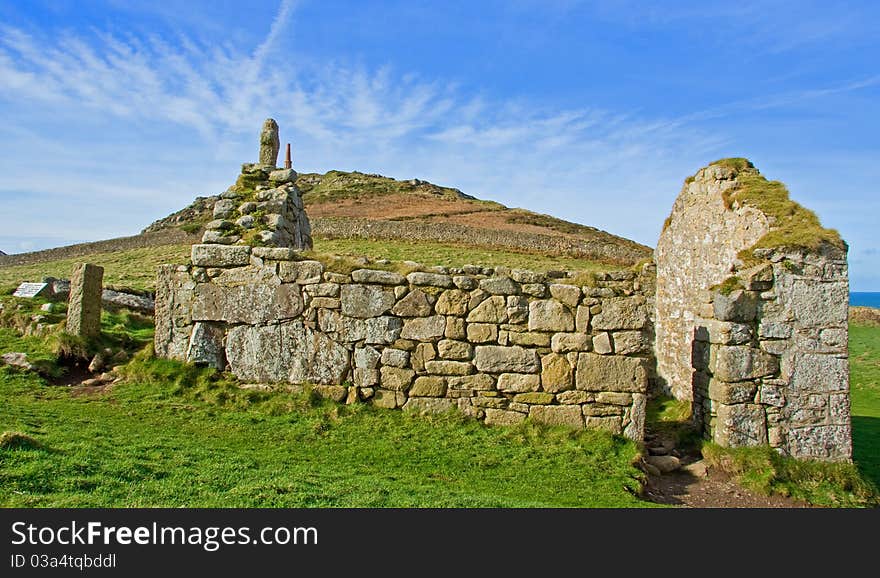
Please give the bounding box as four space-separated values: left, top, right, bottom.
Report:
150 144 853 462
691 246 851 461
654 164 769 400
656 160 852 461
155 244 656 440
312 217 651 266
202 163 312 250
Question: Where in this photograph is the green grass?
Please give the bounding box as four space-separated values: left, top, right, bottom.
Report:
708 158 845 262
701 443 876 507
644 395 702 451
850 323 880 489
0 289 650 508
310 237 612 274
0 245 192 293
0 237 612 296
0 347 651 507
0 291 153 364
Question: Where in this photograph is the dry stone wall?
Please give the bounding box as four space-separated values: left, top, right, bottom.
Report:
155 244 656 440
691 246 851 461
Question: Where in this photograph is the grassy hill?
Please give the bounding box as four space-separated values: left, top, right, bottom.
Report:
143 170 652 266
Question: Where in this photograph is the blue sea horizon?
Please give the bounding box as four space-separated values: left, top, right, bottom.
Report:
850 292 880 308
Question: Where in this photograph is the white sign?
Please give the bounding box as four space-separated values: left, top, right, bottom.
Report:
13 282 50 298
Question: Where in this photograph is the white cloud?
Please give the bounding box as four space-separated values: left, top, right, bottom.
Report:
0 8 728 253
0 1 876 291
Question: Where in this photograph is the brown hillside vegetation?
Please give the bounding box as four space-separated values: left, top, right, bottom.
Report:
850 306 880 326
142 170 652 265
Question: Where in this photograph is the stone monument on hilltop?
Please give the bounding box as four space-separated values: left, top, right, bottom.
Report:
67 263 104 337
199 119 312 250
259 118 280 167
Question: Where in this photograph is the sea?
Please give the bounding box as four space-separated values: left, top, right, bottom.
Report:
850 292 880 308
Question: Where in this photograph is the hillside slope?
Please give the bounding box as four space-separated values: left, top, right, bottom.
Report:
143 170 652 265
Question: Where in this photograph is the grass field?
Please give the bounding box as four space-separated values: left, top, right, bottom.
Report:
0 239 611 294
0 245 192 293
850 323 880 488
0 329 649 507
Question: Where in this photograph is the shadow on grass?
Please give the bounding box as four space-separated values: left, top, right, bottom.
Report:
852 416 880 488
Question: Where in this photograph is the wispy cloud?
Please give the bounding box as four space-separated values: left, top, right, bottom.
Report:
0 4 724 210
0 0 874 294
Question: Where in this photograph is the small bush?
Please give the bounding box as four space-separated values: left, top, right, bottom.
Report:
48 332 91 361
0 431 43 451
179 222 204 235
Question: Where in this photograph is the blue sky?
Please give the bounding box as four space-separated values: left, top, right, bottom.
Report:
0 0 878 289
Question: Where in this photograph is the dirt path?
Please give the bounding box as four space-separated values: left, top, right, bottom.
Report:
639 430 812 508
643 465 812 508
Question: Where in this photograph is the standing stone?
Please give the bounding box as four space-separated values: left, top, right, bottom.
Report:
67 263 104 337
259 118 280 167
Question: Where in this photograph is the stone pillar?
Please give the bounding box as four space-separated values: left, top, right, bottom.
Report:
259 118 280 167
67 263 104 337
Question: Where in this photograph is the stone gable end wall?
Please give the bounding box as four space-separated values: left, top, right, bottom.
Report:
155 245 656 441
655 163 852 461
654 165 769 400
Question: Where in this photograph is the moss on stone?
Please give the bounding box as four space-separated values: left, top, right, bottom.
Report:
710 159 845 262
710 157 755 172
710 276 743 295
233 172 267 193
